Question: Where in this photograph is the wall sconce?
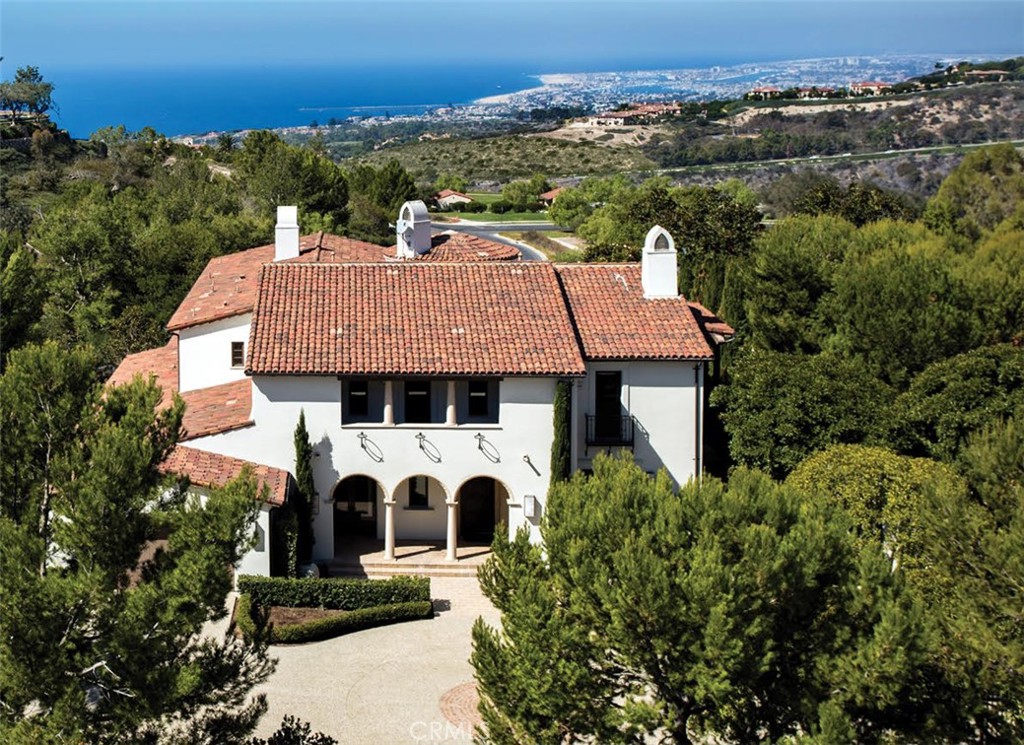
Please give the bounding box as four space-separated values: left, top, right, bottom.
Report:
522 454 540 476
523 494 537 518
357 432 384 463
475 433 501 463
416 432 442 463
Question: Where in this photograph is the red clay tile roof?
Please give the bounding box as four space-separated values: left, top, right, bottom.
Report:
540 187 564 201
106 337 179 405
161 446 290 506
168 232 517 330
687 300 735 340
436 189 472 200
248 262 586 376
179 378 254 441
555 264 714 361
107 339 251 439
407 232 520 262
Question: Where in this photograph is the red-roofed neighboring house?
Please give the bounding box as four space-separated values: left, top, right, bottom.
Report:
435 189 474 209
539 187 564 206
108 203 731 575
746 86 782 100
850 81 892 96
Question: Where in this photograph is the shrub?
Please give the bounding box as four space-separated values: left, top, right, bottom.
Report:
235 594 433 644
237 574 430 610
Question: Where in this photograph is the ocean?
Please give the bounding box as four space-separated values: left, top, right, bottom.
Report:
48 55 768 139
49 62 550 139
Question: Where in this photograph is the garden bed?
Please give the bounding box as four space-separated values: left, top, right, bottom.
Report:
233 574 434 644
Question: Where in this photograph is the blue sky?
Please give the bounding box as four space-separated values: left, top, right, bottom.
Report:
2 1 1022 74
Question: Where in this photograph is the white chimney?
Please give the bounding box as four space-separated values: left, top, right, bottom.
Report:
275 206 300 261
641 225 680 299
395 200 432 258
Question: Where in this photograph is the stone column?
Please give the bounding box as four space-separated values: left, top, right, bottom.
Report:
445 498 458 561
446 380 457 426
383 497 396 561
383 380 394 425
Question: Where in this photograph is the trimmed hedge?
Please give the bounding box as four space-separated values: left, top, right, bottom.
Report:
235 594 433 644
237 574 430 610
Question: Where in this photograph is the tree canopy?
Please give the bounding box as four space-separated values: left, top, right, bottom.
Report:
473 455 936 744
0 342 272 743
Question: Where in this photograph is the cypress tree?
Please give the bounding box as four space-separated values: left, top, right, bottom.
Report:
549 380 571 484
293 410 316 567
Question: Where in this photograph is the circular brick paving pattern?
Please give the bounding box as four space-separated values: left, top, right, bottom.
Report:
440 681 482 730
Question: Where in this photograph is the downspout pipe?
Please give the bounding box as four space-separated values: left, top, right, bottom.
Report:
695 361 704 483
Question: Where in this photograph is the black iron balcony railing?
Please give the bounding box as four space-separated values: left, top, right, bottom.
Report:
585 414 635 448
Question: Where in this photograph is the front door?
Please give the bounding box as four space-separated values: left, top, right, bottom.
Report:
595 371 622 440
460 478 496 543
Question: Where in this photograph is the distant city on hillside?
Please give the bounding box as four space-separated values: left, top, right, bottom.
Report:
177 53 1008 140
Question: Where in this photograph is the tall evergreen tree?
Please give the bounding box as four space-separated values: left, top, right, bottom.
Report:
292 410 316 567
0 342 273 744
473 455 937 744
549 380 571 484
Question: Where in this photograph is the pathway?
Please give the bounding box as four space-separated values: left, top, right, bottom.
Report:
251 576 499 745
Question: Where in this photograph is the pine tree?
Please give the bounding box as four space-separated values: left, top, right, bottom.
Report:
0 342 273 744
293 410 316 567
473 454 938 744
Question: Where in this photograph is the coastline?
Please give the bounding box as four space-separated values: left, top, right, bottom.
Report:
169 52 1006 141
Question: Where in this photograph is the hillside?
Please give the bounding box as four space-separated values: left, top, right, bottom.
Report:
645 82 1024 168
346 134 657 182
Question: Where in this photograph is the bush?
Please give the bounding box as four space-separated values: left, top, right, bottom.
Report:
451 201 485 213
490 199 513 214
237 574 430 610
235 594 433 644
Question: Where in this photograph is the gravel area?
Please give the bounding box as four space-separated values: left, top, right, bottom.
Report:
251 576 499 745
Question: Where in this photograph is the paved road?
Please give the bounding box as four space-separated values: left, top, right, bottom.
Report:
432 221 568 262
252 576 500 745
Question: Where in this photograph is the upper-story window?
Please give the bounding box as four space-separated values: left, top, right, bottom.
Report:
231 341 245 368
348 380 368 418
404 381 433 423
463 379 499 423
342 379 384 424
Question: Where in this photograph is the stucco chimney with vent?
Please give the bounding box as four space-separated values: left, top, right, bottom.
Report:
395 200 432 258
641 225 680 299
275 206 300 261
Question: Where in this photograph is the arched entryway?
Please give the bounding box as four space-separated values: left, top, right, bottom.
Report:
457 477 509 544
333 475 384 549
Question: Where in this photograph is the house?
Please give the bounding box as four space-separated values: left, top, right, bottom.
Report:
108 204 732 574
585 102 683 127
745 86 782 101
435 189 473 209
796 87 835 99
539 186 564 206
849 81 892 96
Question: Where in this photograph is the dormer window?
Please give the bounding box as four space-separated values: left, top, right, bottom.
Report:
231 341 245 368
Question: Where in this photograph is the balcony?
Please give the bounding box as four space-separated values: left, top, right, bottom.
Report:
585 414 635 449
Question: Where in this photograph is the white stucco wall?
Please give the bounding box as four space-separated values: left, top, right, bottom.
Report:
177 314 252 393
574 360 702 487
188 375 556 563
